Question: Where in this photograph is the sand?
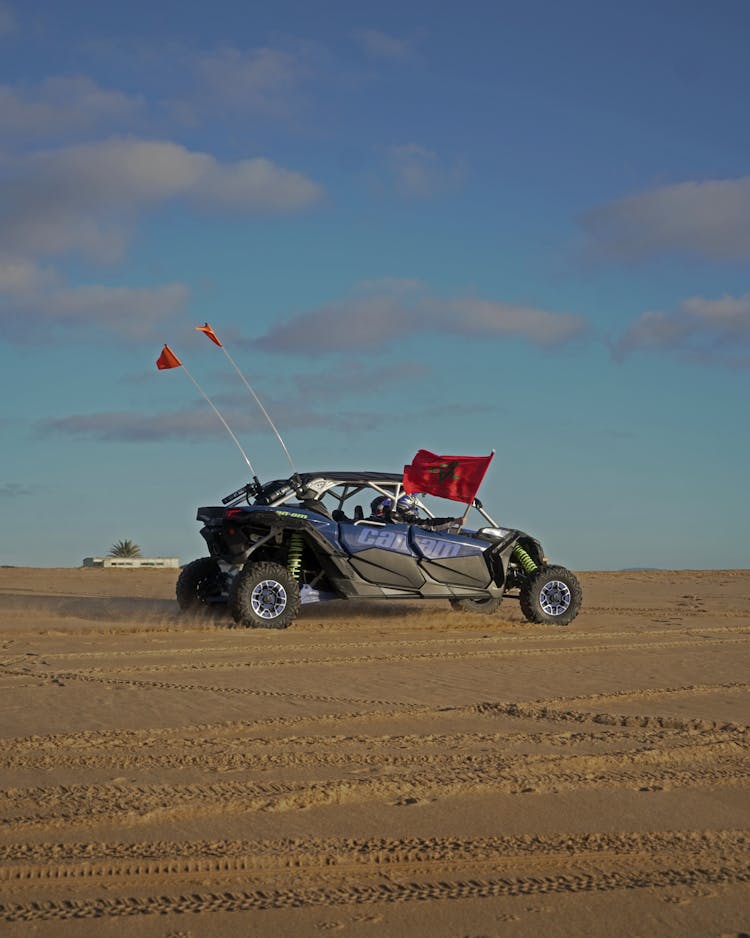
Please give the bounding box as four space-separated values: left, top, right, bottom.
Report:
0 566 748 936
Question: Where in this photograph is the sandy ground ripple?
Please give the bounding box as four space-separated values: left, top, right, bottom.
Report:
0 566 749 937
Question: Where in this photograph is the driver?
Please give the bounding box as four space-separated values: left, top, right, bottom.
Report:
369 494 418 523
369 494 460 531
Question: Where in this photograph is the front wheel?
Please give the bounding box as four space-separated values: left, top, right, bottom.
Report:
229 561 301 629
519 565 582 626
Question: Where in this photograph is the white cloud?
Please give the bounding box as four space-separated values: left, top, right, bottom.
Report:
448 298 585 346
0 77 143 141
38 396 332 442
295 359 431 398
195 46 306 115
0 253 52 293
253 284 586 353
195 157 324 213
44 282 189 337
353 29 414 61
616 293 750 366
385 144 466 199
37 394 441 444
0 255 188 342
584 177 750 261
0 138 323 260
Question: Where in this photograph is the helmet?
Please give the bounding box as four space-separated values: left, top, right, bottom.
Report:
369 494 419 522
369 495 391 519
395 494 418 520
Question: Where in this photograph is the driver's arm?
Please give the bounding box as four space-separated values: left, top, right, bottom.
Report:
418 516 461 531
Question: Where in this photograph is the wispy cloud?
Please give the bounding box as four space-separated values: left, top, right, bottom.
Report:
353 28 415 61
0 138 324 262
0 482 33 498
294 359 432 399
384 144 466 199
0 255 188 342
252 282 586 354
36 397 385 443
354 277 424 294
39 408 249 443
615 293 750 367
37 395 465 445
194 46 307 116
584 177 750 261
0 77 144 142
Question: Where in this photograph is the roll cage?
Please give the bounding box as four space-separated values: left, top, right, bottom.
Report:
220 471 501 531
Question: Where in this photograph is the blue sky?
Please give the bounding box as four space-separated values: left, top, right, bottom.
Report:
1 0 749 570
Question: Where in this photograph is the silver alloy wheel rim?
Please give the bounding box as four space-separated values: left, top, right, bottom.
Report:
250 579 287 619
539 579 571 616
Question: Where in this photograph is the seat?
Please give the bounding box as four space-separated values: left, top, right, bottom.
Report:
299 499 331 518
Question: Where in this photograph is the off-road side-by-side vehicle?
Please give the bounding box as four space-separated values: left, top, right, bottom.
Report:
177 471 582 629
177 472 582 628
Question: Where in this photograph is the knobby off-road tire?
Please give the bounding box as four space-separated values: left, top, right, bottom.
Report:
519 564 582 626
449 596 502 614
229 561 301 629
176 557 227 615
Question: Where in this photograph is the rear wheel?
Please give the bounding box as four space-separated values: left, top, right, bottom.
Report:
520 565 582 626
229 561 301 629
176 557 227 614
449 596 502 614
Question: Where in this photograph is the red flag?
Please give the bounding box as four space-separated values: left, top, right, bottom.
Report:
195 322 222 347
403 450 494 503
156 345 182 370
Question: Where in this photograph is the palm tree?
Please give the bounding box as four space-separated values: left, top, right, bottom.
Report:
108 539 142 558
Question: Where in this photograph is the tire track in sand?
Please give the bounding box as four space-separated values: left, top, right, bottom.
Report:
19 632 750 680
23 623 750 665
1 680 745 760
2 862 749 922
2 828 744 863
3 739 747 831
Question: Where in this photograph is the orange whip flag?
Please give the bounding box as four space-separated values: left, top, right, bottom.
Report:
403 450 494 504
156 345 181 369
195 322 222 347
195 321 296 472
155 342 257 476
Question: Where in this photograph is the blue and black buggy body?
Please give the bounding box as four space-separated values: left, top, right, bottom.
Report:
177 471 583 628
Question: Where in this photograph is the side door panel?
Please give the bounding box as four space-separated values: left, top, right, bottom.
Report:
338 523 426 590
411 530 492 588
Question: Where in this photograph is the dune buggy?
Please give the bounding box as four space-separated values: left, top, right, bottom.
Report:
176 471 582 629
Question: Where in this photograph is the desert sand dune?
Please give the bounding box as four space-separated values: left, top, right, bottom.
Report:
0 567 748 936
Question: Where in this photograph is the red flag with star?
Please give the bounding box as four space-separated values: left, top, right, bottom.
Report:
403 450 494 503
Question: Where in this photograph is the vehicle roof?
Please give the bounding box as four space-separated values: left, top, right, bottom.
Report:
256 471 405 505
263 471 403 490
297 471 403 484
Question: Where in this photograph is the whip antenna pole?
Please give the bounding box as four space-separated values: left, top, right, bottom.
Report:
196 323 297 474
182 364 258 476
156 344 258 477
